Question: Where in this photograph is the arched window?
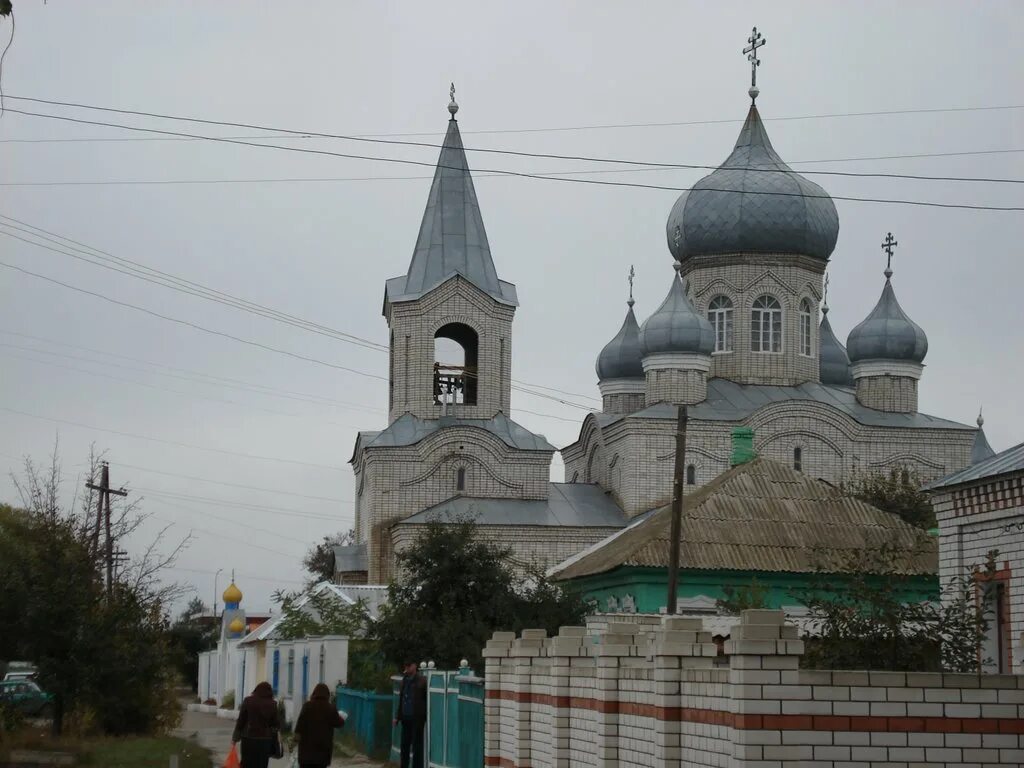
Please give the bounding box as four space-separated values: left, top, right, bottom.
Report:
456 467 466 491
685 464 696 485
793 447 803 472
707 296 734 353
434 323 479 406
799 299 813 357
751 295 783 353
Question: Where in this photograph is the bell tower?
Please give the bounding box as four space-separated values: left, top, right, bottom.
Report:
383 85 517 423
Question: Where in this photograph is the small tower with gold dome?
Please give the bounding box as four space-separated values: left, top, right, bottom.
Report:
221 580 247 640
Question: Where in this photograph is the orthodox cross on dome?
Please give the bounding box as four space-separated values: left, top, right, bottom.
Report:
628 265 636 307
743 26 766 104
448 82 459 117
822 272 831 315
881 232 898 277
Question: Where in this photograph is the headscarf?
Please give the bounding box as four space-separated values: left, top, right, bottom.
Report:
252 681 274 699
310 683 331 701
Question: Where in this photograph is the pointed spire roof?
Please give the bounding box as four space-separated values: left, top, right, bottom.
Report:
971 409 995 464
819 306 853 387
385 103 517 306
847 277 928 364
596 302 644 380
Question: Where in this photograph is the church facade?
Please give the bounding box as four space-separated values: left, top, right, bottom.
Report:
348 75 991 584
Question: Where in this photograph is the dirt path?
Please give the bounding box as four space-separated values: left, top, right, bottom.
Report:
173 706 385 767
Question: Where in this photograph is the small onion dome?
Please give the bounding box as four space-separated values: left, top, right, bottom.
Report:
222 582 243 604
666 105 839 262
228 617 245 634
818 307 853 386
638 272 715 357
846 278 928 364
596 302 644 380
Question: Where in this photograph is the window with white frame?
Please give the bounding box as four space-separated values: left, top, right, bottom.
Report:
799 299 813 357
707 296 734 353
751 295 783 353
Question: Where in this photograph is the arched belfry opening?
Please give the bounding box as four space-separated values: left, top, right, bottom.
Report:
434 322 478 407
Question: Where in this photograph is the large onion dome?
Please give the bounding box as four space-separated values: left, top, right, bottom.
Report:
846 277 928 363
596 301 644 380
638 272 715 357
666 105 839 262
818 306 853 386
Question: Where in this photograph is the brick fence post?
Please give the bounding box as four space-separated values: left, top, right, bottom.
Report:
592 621 640 768
725 609 805 768
483 630 515 767
548 626 587 768
511 629 547 768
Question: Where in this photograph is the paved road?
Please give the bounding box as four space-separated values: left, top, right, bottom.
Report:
174 706 384 767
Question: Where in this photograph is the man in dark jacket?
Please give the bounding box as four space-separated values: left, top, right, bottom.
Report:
294 683 346 768
392 661 427 768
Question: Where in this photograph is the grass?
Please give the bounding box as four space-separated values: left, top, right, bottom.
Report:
80 735 212 767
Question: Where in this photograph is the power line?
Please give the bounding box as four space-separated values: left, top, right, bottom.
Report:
133 485 352 518
151 511 306 561
0 405 343 470
3 97 1022 140
5 95 1024 186
7 108 1022 211
147 496 328 546
166 564 305 586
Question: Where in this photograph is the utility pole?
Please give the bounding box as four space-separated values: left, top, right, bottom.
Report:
85 461 128 594
665 405 688 615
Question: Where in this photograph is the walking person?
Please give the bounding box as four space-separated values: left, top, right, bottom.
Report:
293 683 347 768
392 660 427 768
231 681 281 768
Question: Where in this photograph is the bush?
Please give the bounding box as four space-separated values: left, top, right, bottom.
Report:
219 691 235 710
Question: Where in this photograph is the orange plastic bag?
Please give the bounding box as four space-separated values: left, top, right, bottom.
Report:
223 743 240 768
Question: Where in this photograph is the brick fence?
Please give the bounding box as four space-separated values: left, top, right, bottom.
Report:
482 610 1024 768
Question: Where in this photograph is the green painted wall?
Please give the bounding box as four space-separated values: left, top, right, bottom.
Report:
567 567 938 616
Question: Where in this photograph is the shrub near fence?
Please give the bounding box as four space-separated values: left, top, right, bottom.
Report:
335 686 393 760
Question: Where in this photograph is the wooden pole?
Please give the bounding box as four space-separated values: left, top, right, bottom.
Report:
665 405 688 615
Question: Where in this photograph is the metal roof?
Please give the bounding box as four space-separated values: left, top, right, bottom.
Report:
970 427 996 465
238 582 390 645
818 310 853 387
549 458 937 581
847 278 928 363
398 482 629 527
928 439 1024 490
591 377 972 432
363 412 555 452
384 116 517 307
638 274 715 357
666 105 839 262
596 303 644 380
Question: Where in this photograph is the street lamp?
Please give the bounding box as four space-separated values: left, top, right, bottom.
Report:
213 568 224 622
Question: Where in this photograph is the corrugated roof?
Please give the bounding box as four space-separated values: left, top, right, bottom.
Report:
550 458 936 581
362 412 554 452
928 439 1024 490
239 582 389 645
398 482 629 527
592 377 972 432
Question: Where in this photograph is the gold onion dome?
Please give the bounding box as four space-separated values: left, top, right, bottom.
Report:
222 583 243 604
228 617 245 634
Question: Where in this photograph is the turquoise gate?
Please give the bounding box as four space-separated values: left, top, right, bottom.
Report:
390 667 484 767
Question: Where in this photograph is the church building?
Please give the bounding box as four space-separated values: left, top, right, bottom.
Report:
347 49 991 585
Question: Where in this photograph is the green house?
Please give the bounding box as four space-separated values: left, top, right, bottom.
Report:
549 458 937 616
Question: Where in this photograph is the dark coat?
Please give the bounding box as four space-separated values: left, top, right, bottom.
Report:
395 673 427 724
295 684 345 765
232 681 280 742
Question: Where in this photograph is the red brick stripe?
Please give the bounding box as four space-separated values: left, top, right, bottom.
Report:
485 688 1023 734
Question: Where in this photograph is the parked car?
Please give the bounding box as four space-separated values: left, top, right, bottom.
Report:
0 679 53 717
2 671 37 682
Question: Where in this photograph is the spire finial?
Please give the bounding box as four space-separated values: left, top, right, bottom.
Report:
743 26 766 104
977 406 984 428
448 82 459 118
822 272 830 316
881 232 898 278
627 265 635 307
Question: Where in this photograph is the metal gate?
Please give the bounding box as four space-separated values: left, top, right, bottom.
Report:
390 666 484 767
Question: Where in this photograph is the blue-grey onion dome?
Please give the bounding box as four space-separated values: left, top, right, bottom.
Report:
638 274 715 357
846 279 928 363
818 309 853 386
596 303 645 380
666 106 839 262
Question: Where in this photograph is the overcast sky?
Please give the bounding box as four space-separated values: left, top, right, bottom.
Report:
1 2 1021 615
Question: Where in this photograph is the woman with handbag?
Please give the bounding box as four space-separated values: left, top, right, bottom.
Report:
231 681 282 768
293 683 347 768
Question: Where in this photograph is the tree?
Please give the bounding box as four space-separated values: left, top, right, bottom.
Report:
373 518 586 671
840 468 935 529
796 543 993 672
716 578 769 614
302 528 355 586
168 598 218 693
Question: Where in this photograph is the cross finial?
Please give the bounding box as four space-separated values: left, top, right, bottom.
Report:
822 272 830 315
448 82 459 118
881 232 898 278
977 406 984 428
627 265 635 307
742 26 766 104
